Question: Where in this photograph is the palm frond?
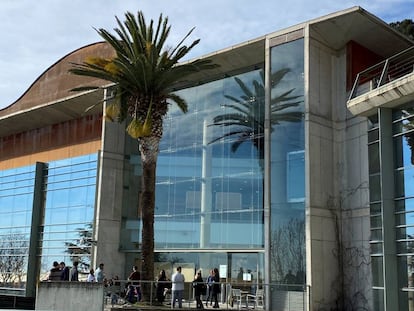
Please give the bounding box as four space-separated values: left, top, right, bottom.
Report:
166 93 188 113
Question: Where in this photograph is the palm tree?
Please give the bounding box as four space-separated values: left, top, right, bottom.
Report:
69 11 216 293
208 69 302 172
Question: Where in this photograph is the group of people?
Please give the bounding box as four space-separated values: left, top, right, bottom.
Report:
47 261 105 283
203 268 221 309
168 266 221 309
48 261 222 309
47 261 75 281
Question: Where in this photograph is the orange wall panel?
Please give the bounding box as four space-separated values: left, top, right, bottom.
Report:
0 114 103 170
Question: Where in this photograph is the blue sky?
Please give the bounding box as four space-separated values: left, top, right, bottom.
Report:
0 0 413 109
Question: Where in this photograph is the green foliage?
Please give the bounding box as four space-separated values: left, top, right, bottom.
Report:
389 19 414 40
69 10 217 138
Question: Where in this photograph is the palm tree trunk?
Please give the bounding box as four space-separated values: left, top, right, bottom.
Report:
139 137 159 300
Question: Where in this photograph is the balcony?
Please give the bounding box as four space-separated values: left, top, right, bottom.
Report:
347 46 414 116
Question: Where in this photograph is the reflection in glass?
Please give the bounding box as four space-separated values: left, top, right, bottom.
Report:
372 288 385 311
395 168 414 198
0 165 34 291
369 143 380 174
40 154 97 276
208 69 302 173
372 256 384 287
154 69 265 249
269 38 305 283
369 175 381 202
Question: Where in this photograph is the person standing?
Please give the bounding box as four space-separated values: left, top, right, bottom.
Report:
48 261 61 281
87 268 96 282
156 269 169 304
212 268 220 308
127 265 141 302
193 270 205 309
171 266 185 309
69 261 79 281
95 263 105 283
205 269 214 306
60 262 69 281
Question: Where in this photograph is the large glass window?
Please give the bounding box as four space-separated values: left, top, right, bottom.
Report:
0 166 35 293
269 38 305 284
154 68 265 249
392 104 414 298
40 154 97 279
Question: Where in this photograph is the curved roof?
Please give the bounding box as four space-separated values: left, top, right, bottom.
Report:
0 42 115 136
0 6 412 138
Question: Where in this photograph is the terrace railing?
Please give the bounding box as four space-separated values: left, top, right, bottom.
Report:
348 46 414 101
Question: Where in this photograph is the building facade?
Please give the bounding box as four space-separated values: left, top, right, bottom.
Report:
0 6 413 311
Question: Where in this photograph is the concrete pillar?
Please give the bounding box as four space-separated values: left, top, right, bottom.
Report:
27 162 47 297
378 108 399 311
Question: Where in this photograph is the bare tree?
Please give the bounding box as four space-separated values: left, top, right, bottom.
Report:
270 218 305 284
0 233 29 286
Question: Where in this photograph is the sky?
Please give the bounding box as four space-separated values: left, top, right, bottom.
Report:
0 0 413 110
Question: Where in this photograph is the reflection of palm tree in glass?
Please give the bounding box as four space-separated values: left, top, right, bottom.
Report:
208 69 302 171
404 123 414 165
400 108 414 164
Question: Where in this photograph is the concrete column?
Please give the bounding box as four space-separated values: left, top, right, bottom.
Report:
27 162 47 297
378 108 399 311
200 120 212 247
93 88 127 278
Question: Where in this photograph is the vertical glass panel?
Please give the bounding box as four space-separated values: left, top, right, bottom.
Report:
393 135 405 169
0 165 35 293
370 215 382 228
369 175 381 202
40 154 97 278
370 242 383 255
393 103 414 170
398 256 411 288
230 253 265 287
395 168 414 198
372 288 385 311
368 114 379 130
369 143 380 174
155 68 265 249
371 228 383 241
370 202 381 215
396 212 414 227
368 128 379 143
269 38 305 283
397 240 414 253
395 198 414 213
372 256 384 286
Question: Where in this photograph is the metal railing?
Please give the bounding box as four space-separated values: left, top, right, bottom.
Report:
103 280 308 310
348 46 414 101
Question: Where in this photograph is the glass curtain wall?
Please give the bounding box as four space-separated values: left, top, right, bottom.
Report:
392 103 414 310
269 38 305 284
153 67 266 283
369 103 414 310
39 154 97 280
0 166 35 293
367 114 384 310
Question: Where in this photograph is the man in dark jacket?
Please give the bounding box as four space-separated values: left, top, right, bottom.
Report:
48 261 61 281
60 262 69 281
